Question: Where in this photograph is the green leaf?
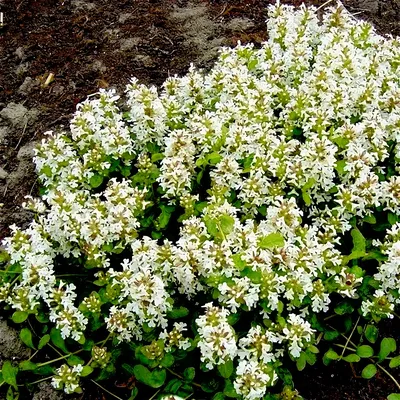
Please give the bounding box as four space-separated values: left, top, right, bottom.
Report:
325 349 339 360
218 360 234 379
296 352 307 371
357 345 374 358
133 365 152 386
302 191 312 206
205 218 218 237
150 368 167 388
365 325 379 344
363 215 376 224
207 152 222 165
160 353 174 368
6 386 14 400
167 307 189 319
164 378 183 394
223 379 240 398
308 345 320 354
390 356 400 369
81 366 93 377
38 334 50 350
259 232 285 249
133 365 166 388
388 394 400 400
151 153 164 162
388 213 399 225
183 367 195 382
378 338 397 362
67 355 84 366
1 361 18 390
89 174 103 189
336 159 346 174
351 228 366 254
20 328 35 350
213 393 226 400
343 354 360 363
50 328 69 353
201 379 219 393
12 311 28 324
361 364 377 379
19 361 37 371
334 302 354 315
324 330 339 341
219 215 235 235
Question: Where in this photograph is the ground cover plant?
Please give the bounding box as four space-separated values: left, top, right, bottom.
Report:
0 2 400 399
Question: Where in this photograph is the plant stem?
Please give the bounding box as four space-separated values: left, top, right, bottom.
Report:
324 314 338 321
149 389 161 400
166 368 202 388
49 343 64 358
376 363 400 391
90 379 124 400
28 350 39 361
340 316 360 358
37 348 84 367
333 343 357 352
27 375 53 385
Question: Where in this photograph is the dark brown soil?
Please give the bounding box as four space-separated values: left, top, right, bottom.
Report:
0 0 400 399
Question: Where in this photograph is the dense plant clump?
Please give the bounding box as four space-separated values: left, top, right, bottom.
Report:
1 3 400 399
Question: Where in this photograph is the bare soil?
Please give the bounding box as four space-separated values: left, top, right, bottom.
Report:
0 0 400 399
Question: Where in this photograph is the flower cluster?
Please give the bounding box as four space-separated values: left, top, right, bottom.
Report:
1 3 400 399
51 364 83 394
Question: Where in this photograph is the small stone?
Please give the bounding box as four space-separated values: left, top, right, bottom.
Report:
134 54 155 68
71 0 95 11
0 103 39 127
0 126 9 144
15 62 30 76
0 167 8 180
17 141 38 160
226 17 255 32
120 37 140 51
18 76 38 95
92 60 107 73
118 12 133 24
15 46 25 60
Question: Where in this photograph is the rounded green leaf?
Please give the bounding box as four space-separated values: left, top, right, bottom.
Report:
167 307 189 319
259 233 285 249
19 361 37 371
81 366 93 377
50 328 69 353
150 368 167 388
378 338 397 362
356 345 374 358
325 349 339 360
1 361 18 390
361 364 377 379
389 356 400 369
11 311 28 324
365 324 379 344
388 394 400 400
20 328 35 350
67 355 84 366
160 353 174 368
38 334 50 350
218 360 234 379
296 352 307 371
343 354 361 363
89 174 103 188
183 367 195 381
